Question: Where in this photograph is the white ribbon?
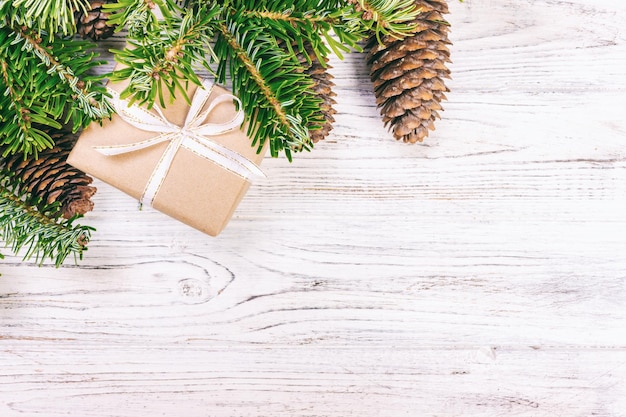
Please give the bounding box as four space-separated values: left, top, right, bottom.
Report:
94 80 265 207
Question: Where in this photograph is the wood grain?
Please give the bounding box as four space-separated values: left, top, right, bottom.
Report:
2 1 626 416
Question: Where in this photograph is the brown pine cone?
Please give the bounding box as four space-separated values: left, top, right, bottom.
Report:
302 43 337 143
75 0 116 41
367 0 451 143
279 39 338 144
3 128 96 219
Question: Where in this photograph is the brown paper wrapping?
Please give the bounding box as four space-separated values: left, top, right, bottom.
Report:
67 79 265 236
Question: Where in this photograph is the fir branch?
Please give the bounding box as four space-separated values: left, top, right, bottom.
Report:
104 0 177 38
217 22 290 137
0 176 93 267
0 23 111 158
13 25 112 120
0 57 56 156
215 17 322 159
229 2 362 61
110 4 219 108
1 0 90 37
344 0 420 43
242 9 328 25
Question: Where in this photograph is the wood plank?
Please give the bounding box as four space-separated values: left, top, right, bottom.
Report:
2 344 625 417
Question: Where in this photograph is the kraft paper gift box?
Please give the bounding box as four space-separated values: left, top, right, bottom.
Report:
67 78 265 236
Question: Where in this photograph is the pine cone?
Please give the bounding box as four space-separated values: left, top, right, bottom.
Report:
3 128 96 219
75 0 116 41
367 0 451 143
279 39 337 143
303 44 337 143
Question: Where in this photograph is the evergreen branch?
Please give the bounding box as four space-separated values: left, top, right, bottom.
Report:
104 0 177 38
0 176 93 267
225 2 362 60
110 4 219 108
239 8 335 61
218 22 290 138
242 10 329 25
0 57 52 156
344 0 420 43
14 25 112 120
214 16 322 159
0 27 57 157
1 0 90 37
0 24 111 158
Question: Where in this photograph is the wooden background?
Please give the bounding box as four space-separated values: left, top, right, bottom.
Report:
2 1 626 415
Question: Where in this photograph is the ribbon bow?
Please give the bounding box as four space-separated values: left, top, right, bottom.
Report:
94 80 265 207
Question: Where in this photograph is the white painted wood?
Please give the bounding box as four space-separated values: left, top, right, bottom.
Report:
2 1 626 416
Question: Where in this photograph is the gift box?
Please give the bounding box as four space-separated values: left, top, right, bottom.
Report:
67 77 265 236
